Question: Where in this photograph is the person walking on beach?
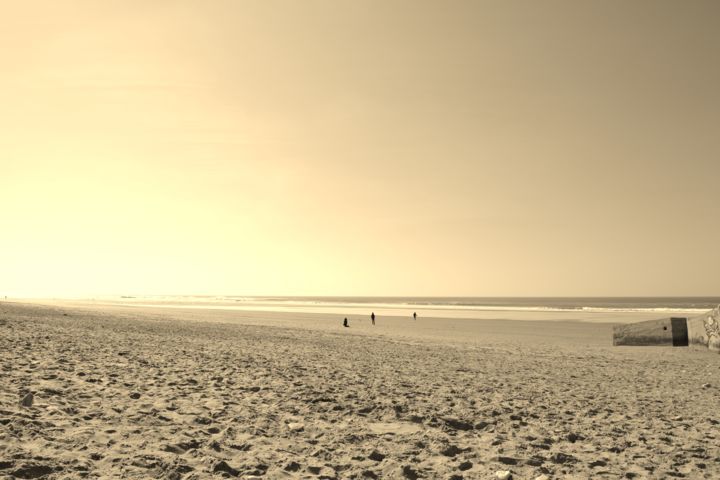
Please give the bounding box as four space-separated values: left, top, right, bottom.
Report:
343 318 349 328
371 312 375 325
413 312 417 320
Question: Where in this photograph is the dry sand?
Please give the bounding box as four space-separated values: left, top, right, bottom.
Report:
1 301 719 479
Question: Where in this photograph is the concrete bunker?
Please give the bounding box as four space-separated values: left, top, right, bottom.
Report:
613 306 720 353
613 317 687 347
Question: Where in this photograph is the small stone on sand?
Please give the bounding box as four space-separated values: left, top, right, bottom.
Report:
496 470 512 480
20 392 33 407
287 422 304 432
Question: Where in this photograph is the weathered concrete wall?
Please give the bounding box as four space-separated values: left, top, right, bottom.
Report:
687 306 720 353
613 317 675 346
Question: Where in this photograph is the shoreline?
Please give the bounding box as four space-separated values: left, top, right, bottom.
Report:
4 297 703 323
3 299 629 348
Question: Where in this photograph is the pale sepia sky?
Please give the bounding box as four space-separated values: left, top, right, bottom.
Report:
1 1 719 297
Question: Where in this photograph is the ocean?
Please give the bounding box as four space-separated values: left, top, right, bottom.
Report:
217 296 720 312
102 296 720 323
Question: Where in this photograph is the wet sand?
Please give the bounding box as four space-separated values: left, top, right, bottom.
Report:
1 301 718 479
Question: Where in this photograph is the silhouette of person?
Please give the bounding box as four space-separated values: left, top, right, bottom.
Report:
343 318 348 328
413 312 417 320
371 312 375 325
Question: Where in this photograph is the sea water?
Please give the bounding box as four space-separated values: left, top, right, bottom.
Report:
103 296 720 323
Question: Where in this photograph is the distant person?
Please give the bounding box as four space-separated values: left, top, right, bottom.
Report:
413 312 417 320
371 312 375 325
343 318 348 328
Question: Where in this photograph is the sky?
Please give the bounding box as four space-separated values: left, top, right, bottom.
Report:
1 0 719 298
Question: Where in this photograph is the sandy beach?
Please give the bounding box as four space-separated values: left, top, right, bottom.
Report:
1 301 718 479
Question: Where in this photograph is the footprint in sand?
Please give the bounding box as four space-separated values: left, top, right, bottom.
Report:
367 422 422 435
